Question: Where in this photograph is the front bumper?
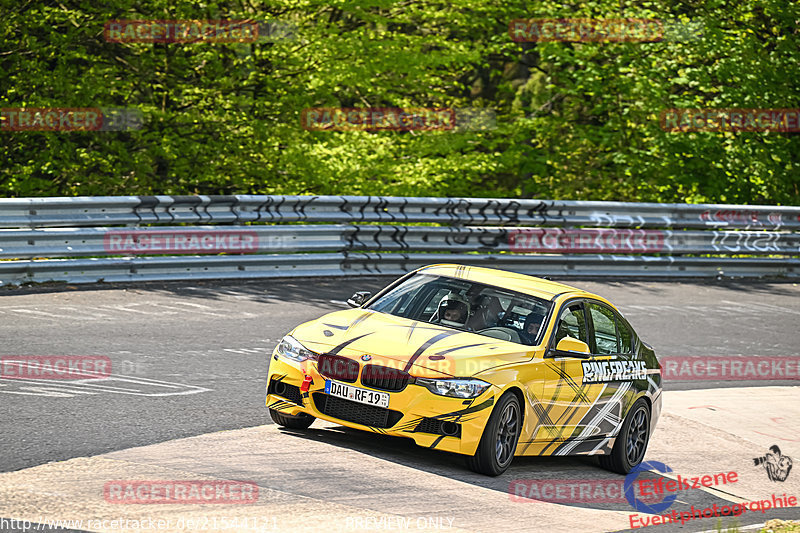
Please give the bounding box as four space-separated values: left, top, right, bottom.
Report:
265 351 497 457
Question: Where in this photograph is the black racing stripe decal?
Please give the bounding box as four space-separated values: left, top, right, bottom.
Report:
546 384 620 456
347 311 373 332
327 333 373 355
528 425 564 451
538 360 593 455
428 392 476 446
542 367 618 455
521 428 567 454
553 436 610 456
394 418 424 432
528 390 554 424
519 392 557 454
448 397 474 434
536 391 566 453
394 398 495 437
541 367 565 418
406 320 419 342
546 360 591 404
550 400 588 432
434 343 488 356
551 382 612 432
431 397 494 420
429 435 446 449
322 323 349 331
539 359 588 427
403 331 460 372
571 383 621 430
386 323 448 333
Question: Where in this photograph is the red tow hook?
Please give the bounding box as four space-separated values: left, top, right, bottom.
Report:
300 374 313 392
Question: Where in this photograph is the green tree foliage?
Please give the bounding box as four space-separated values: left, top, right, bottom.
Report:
0 0 798 203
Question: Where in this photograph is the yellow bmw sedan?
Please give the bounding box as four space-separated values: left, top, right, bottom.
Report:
266 264 662 476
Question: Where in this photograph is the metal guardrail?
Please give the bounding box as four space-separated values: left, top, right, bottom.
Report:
0 195 798 285
2 195 799 229
3 225 799 259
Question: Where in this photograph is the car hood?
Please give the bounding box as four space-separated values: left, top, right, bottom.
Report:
290 308 538 378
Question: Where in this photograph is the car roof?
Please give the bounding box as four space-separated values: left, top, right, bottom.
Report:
414 263 589 301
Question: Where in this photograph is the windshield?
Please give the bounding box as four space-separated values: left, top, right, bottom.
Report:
367 273 552 346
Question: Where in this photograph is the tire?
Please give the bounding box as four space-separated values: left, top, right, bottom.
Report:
599 398 650 474
269 408 315 429
467 393 521 476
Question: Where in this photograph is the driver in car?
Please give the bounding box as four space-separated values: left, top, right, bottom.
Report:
519 311 546 345
434 293 471 329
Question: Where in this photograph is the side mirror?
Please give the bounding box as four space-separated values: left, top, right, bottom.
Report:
548 337 591 359
347 291 372 308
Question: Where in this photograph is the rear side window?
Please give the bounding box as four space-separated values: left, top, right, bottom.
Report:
617 317 633 354
588 303 619 355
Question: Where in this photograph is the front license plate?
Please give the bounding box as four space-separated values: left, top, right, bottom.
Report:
325 380 390 408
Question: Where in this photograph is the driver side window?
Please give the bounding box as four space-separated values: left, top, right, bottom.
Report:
554 303 588 346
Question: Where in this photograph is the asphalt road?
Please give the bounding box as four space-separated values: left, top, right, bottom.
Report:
0 278 800 471
1 276 800 533
1 277 799 474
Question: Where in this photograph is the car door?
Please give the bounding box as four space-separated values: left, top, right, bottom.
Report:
530 298 612 453
581 300 645 438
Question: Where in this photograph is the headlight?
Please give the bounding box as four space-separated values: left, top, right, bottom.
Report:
276 335 316 362
416 378 491 399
